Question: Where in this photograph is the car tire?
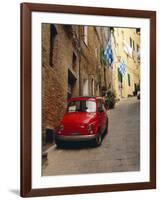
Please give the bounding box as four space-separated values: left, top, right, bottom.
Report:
55 139 63 148
106 117 109 134
93 133 102 147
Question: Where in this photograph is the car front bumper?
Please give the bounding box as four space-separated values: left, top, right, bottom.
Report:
55 134 97 142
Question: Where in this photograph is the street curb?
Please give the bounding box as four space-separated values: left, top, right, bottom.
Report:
42 144 56 165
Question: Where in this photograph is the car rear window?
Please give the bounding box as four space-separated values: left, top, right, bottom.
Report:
67 100 96 113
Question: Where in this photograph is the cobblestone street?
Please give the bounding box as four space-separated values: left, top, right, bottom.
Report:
42 97 140 176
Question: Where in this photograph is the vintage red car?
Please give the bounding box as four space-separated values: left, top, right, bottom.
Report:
55 96 108 147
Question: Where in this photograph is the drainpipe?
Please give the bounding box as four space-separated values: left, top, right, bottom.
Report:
78 27 81 96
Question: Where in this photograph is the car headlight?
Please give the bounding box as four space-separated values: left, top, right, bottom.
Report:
59 124 64 131
88 124 93 134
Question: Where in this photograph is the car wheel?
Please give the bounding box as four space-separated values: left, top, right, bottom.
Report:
93 133 102 147
105 117 109 134
55 139 63 148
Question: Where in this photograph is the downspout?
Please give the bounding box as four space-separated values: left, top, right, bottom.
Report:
78 26 81 96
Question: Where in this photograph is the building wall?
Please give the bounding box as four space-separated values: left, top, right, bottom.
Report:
111 28 140 99
42 24 77 139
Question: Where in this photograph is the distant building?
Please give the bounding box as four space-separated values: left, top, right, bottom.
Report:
42 24 111 143
111 28 140 99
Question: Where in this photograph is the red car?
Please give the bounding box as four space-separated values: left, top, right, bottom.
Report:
55 96 108 147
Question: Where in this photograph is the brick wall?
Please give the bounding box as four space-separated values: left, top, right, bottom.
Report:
42 24 76 140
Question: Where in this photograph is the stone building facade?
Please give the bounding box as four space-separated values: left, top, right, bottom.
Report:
42 24 111 143
111 28 140 99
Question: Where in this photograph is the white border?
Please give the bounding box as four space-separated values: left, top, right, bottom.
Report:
32 12 150 189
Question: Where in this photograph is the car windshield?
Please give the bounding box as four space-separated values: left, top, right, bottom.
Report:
67 100 96 113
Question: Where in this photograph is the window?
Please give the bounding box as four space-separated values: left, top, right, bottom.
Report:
133 40 135 50
68 69 77 100
130 37 132 48
118 68 123 83
128 74 131 86
49 25 57 67
130 38 135 50
67 100 96 113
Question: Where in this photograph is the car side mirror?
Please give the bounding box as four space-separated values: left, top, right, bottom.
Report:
98 107 103 113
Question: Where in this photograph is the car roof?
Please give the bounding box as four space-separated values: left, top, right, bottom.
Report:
68 96 103 102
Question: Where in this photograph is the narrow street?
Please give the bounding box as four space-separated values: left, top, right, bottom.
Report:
42 97 140 176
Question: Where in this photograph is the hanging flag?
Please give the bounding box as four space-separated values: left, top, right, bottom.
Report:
123 40 133 58
118 60 126 77
104 38 113 66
